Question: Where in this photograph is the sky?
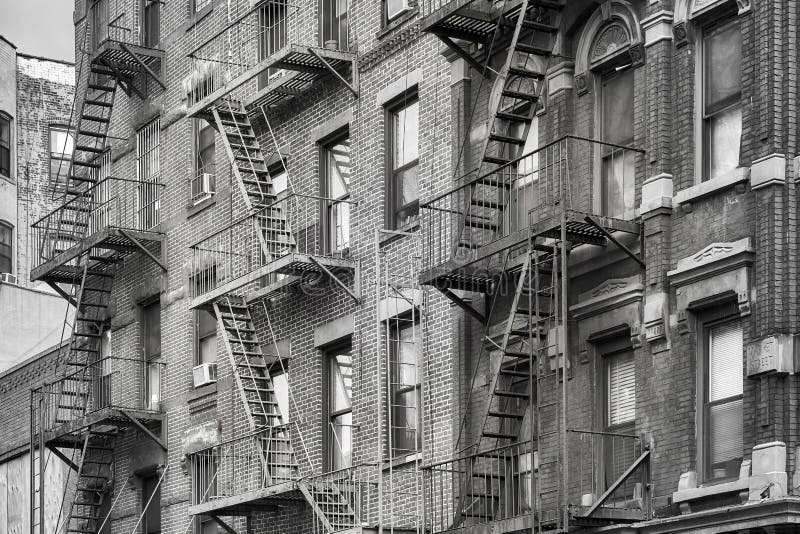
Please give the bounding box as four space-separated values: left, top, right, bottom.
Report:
0 0 75 63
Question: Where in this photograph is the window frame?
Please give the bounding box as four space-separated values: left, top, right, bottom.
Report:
141 471 162 534
323 338 354 471
192 119 216 204
319 130 351 254
697 303 744 483
385 91 420 230
319 0 348 49
695 11 743 183
141 299 162 410
0 112 11 180
141 0 161 48
0 221 12 275
386 314 422 459
49 124 75 186
195 309 217 366
136 119 161 230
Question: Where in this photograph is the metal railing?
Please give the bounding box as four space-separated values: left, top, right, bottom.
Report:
190 193 357 298
89 0 153 50
421 136 643 272
305 464 378 533
423 432 649 532
420 0 493 19
37 357 164 434
190 422 313 504
186 0 352 107
31 176 164 268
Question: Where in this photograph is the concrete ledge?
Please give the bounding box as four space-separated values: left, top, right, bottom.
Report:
672 477 749 505
750 153 786 190
674 167 749 206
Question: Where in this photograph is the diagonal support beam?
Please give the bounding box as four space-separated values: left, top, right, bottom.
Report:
47 445 80 472
208 515 238 534
584 216 646 270
582 449 650 518
119 410 167 452
118 229 167 272
436 285 488 325
119 43 167 90
46 281 78 308
96 58 140 99
308 48 358 97
308 256 360 303
437 35 495 81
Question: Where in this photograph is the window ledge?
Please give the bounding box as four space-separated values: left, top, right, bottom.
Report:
674 167 750 206
0 174 13 185
376 7 419 40
187 194 216 218
672 477 749 505
383 452 421 471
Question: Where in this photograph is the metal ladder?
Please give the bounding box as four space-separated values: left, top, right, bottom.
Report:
63 428 118 534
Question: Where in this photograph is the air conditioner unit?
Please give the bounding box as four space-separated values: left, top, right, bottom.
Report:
200 172 215 195
386 0 411 21
193 362 218 387
0 273 17 285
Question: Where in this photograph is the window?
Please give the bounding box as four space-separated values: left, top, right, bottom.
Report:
271 163 288 196
192 120 216 203
387 96 419 229
95 328 113 409
141 472 162 534
320 0 348 49
257 2 288 89
326 342 353 470
136 120 160 229
599 69 635 219
510 115 540 231
193 449 217 505
388 316 421 457
701 18 742 182
515 451 537 513
50 125 74 185
0 113 10 179
196 310 217 365
322 135 351 253
702 318 743 481
0 222 12 274
191 0 212 14
91 0 110 51
606 350 635 429
142 0 161 48
384 0 411 25
142 301 161 411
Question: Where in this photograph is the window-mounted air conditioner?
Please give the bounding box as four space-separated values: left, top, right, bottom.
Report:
386 0 411 22
193 362 218 387
0 273 17 285
200 172 215 195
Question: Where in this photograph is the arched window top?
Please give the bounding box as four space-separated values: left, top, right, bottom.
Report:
574 1 644 95
673 0 751 47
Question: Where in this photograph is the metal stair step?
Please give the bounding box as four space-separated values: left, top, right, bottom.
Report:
84 99 113 108
487 410 525 419
495 110 531 123
75 144 105 154
489 132 526 146
80 114 110 124
507 66 545 79
494 389 528 399
481 431 517 439
501 89 538 102
88 83 115 92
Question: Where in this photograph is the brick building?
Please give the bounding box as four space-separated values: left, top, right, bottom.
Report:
15 0 800 533
0 36 76 370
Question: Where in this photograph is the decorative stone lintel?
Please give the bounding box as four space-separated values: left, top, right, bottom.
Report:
640 173 673 214
642 11 674 48
746 335 796 377
668 238 754 331
750 153 787 190
572 276 643 350
575 72 588 96
547 61 575 96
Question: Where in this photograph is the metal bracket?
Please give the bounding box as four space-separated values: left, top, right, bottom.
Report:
119 410 167 452
436 285 488 325
581 449 651 518
438 34 495 81
583 216 646 270
308 256 360 303
208 515 238 534
119 43 167 90
307 48 359 97
118 229 167 272
48 445 80 472
46 281 78 308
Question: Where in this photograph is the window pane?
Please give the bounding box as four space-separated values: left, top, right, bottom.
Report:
328 139 351 199
272 169 287 195
0 118 9 144
331 352 353 412
391 389 418 454
395 323 419 386
0 146 8 176
705 21 742 111
708 322 743 401
273 372 289 422
394 164 419 227
331 411 352 470
196 121 215 174
708 398 743 479
142 475 161 534
608 351 635 426
0 224 12 274
199 336 217 365
394 101 419 168
602 72 634 146
706 106 742 181
143 302 161 359
50 128 74 157
602 149 636 219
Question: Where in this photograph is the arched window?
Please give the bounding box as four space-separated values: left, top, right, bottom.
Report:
0 221 12 274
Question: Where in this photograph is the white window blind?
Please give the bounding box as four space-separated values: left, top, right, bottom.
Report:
708 321 743 401
608 351 635 426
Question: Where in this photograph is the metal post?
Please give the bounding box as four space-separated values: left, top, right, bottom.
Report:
560 213 569 530
374 228 383 534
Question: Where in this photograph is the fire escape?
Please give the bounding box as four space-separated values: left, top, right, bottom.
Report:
184 1 363 532
29 1 167 533
419 0 650 532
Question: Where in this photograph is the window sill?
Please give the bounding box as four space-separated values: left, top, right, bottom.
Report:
383 452 421 471
0 174 13 185
672 476 749 505
186 194 216 218
379 221 420 247
376 8 419 40
674 166 750 206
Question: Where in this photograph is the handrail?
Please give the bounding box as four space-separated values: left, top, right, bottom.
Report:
421 135 645 209
32 176 165 228
189 193 357 248
42 357 166 389
190 422 296 455
422 440 534 470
